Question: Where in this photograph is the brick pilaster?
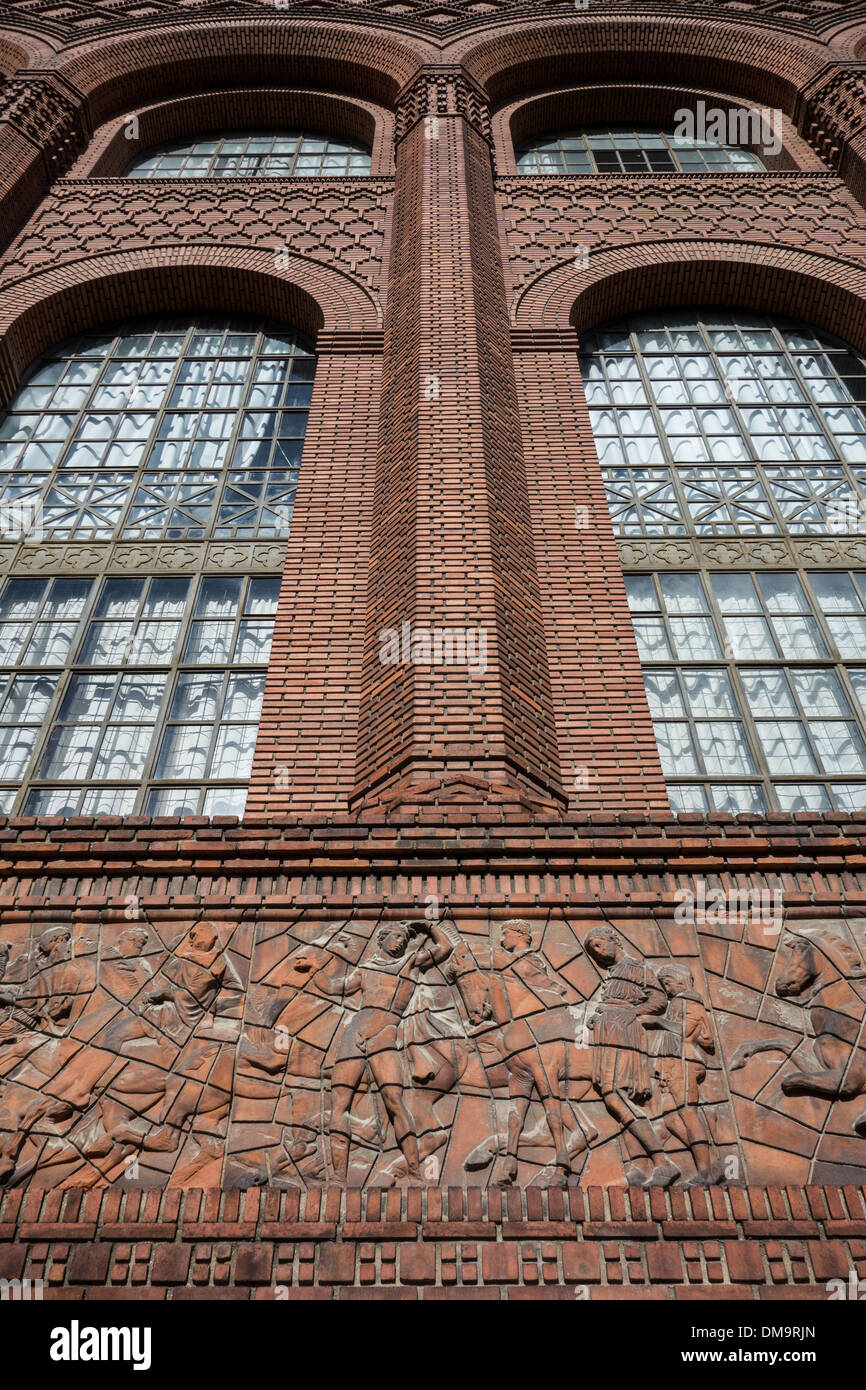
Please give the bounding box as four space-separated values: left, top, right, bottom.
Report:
352 72 564 812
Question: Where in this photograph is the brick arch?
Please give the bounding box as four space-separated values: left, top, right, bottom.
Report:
511 242 866 359
821 17 866 60
453 13 827 115
0 245 380 402
0 27 58 74
49 19 429 128
494 83 821 176
70 89 395 180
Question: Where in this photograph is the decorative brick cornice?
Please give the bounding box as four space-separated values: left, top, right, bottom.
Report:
0 74 89 179
0 0 854 44
395 67 491 145
1 1183 862 1298
799 64 866 169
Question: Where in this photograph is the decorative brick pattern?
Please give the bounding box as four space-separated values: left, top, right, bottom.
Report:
395 67 491 144
0 75 88 175
497 172 866 306
0 178 393 296
0 1183 863 1299
2 0 866 1297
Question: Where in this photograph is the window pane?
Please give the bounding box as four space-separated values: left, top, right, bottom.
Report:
7 567 277 816
755 721 818 775
655 722 700 775
0 316 313 543
125 131 371 180
516 129 764 176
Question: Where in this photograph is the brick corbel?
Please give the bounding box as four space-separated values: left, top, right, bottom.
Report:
395 66 492 146
0 71 90 178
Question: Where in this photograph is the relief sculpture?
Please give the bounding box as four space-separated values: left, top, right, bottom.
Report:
1 908 865 1188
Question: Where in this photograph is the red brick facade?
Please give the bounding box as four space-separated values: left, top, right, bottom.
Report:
3 0 866 1304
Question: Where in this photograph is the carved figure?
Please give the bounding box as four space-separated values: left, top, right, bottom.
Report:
775 930 866 1136
450 920 595 1186
584 925 680 1188
646 962 720 1184
315 920 454 1181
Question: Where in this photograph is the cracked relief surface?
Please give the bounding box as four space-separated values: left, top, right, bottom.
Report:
1 907 865 1191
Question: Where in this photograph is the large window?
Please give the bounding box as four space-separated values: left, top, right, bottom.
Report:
583 313 866 536
0 313 312 819
0 572 278 817
0 318 313 541
125 132 371 179
583 311 866 815
628 569 866 814
516 130 764 175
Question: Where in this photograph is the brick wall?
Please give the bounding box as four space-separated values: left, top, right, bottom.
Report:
2 0 866 1303
1 1183 862 1300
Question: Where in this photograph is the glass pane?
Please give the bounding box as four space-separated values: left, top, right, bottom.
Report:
667 783 708 812
203 785 247 816
658 573 707 613
741 670 797 717
809 572 862 612
770 616 828 660
633 619 672 660
669 616 721 660
723 616 777 659
146 786 200 816
755 720 819 775
170 673 222 722
811 721 866 774
655 721 700 776
694 722 754 775
681 668 738 717
155 724 211 778
757 573 810 612
790 668 850 717
711 573 761 613
827 615 866 658
624 575 657 612
776 784 831 812
643 670 685 718
709 784 767 814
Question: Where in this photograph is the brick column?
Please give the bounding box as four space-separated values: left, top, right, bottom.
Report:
247 338 380 815
0 75 89 248
352 68 564 813
514 337 669 813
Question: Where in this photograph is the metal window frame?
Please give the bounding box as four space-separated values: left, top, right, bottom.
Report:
0 570 278 817
124 131 372 179
584 316 866 542
0 317 313 545
516 128 765 175
629 566 866 811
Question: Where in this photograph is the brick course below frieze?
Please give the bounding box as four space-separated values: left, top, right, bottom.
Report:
1 819 866 1194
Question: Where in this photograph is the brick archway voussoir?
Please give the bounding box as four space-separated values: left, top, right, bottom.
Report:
48 19 429 127
0 245 380 402
453 14 827 115
512 243 866 357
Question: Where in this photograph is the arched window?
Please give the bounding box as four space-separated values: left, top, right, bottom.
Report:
124 131 371 178
583 311 866 816
0 315 314 819
516 130 764 174
0 318 313 541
